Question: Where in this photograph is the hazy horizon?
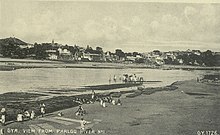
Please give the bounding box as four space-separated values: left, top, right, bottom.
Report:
0 0 220 52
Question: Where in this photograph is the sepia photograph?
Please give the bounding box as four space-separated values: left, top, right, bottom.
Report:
0 0 219 134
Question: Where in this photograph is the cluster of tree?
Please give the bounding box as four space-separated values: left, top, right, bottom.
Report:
0 37 218 66
32 43 82 60
112 49 145 63
0 43 58 59
165 50 216 66
115 49 125 60
114 49 142 58
0 43 32 58
85 45 103 54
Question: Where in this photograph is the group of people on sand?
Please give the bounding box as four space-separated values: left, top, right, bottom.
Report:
0 103 46 126
109 74 144 84
99 96 121 108
122 74 144 83
109 75 117 84
74 90 122 116
73 90 122 133
16 109 35 122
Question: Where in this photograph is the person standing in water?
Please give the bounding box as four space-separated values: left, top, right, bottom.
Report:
113 75 117 83
133 74 137 83
109 77 111 84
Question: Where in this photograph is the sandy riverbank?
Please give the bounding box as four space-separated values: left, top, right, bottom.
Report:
0 79 219 135
0 58 151 70
1 58 220 71
85 80 220 135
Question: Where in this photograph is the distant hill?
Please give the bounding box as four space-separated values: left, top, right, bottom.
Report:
0 37 28 45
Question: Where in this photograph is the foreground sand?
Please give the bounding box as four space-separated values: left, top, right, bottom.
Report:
80 80 220 135
1 79 220 135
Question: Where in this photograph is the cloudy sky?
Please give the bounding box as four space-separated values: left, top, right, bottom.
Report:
0 0 220 52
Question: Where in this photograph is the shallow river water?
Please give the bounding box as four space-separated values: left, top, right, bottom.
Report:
0 68 214 93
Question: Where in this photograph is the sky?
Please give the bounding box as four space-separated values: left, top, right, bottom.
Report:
0 0 220 52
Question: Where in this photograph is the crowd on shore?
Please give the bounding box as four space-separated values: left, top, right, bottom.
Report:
0 103 46 126
73 90 122 132
0 73 143 124
74 90 122 112
0 73 146 133
109 74 144 84
0 89 123 133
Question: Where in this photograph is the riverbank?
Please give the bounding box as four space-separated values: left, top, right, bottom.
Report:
86 79 220 135
0 79 219 135
0 57 220 71
0 82 175 122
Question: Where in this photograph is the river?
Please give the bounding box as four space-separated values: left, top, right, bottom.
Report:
0 68 213 93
